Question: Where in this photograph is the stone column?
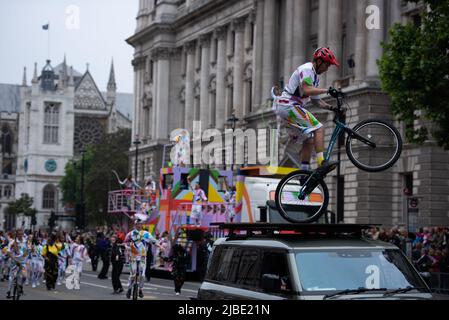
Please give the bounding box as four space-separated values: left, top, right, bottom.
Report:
151 58 157 138
132 56 145 139
244 12 254 51
326 0 342 87
199 33 211 130
132 63 139 140
215 26 227 130
253 0 264 108
261 0 276 105
185 40 196 132
354 0 367 84
318 0 328 87
233 17 246 123
154 48 170 140
366 0 384 80
283 0 294 82
292 0 308 68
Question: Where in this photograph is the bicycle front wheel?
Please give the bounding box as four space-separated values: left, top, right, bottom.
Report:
346 119 402 172
13 282 20 301
275 170 329 224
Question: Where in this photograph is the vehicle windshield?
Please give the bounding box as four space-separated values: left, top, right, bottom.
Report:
295 249 428 294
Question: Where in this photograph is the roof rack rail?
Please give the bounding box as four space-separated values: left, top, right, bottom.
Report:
210 223 378 237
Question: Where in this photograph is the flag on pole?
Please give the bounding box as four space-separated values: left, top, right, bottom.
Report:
42 23 49 30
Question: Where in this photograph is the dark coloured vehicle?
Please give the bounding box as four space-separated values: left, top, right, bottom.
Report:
197 224 433 300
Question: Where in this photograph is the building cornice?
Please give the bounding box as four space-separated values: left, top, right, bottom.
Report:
126 23 174 47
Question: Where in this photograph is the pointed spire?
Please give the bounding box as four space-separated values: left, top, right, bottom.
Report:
32 62 38 84
86 62 90 72
22 67 27 86
107 58 116 91
69 66 74 86
63 53 68 82
58 70 64 88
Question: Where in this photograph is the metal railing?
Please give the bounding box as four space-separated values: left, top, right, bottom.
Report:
429 272 449 295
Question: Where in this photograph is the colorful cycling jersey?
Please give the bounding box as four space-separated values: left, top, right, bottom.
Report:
282 62 321 106
125 229 156 261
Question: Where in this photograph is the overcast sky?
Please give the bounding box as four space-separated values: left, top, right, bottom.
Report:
0 0 138 93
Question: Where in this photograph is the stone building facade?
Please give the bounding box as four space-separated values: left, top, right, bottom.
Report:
0 58 133 231
127 0 449 228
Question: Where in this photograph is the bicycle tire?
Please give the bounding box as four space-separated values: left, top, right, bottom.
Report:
275 170 329 224
346 119 402 172
13 279 19 301
133 263 139 300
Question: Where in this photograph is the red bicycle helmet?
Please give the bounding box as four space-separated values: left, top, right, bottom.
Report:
313 47 340 67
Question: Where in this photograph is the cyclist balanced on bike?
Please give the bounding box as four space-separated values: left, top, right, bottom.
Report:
124 219 160 299
273 47 341 172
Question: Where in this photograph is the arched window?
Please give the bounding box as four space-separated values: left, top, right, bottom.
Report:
44 103 59 144
42 185 57 209
1 125 12 154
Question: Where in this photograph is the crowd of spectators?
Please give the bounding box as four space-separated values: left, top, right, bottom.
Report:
365 226 449 275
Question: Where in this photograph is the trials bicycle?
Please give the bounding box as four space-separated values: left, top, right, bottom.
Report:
132 260 141 300
274 89 402 223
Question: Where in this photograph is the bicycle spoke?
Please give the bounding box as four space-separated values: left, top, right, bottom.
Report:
275 172 328 223
347 121 401 171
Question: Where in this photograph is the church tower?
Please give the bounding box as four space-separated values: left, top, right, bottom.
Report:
15 59 75 229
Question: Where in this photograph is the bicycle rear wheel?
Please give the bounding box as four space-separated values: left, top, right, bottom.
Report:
132 282 138 300
275 170 329 224
346 119 402 172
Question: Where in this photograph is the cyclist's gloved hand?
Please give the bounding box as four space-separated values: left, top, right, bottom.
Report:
327 87 340 98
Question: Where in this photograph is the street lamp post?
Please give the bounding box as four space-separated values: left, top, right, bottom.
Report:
133 135 141 183
80 148 86 230
227 110 240 171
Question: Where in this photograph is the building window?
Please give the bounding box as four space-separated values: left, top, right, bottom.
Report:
194 81 201 121
250 22 255 47
4 185 13 199
1 125 12 154
149 60 154 83
44 103 59 144
143 105 151 139
244 64 253 114
43 185 57 209
26 102 31 145
226 70 234 120
214 38 218 64
209 75 217 128
403 173 413 196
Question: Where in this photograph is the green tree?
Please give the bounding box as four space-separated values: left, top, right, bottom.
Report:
5 193 37 219
379 0 449 149
60 147 93 206
60 128 131 226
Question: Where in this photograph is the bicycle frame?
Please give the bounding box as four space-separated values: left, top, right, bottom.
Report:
324 96 376 162
298 94 376 198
